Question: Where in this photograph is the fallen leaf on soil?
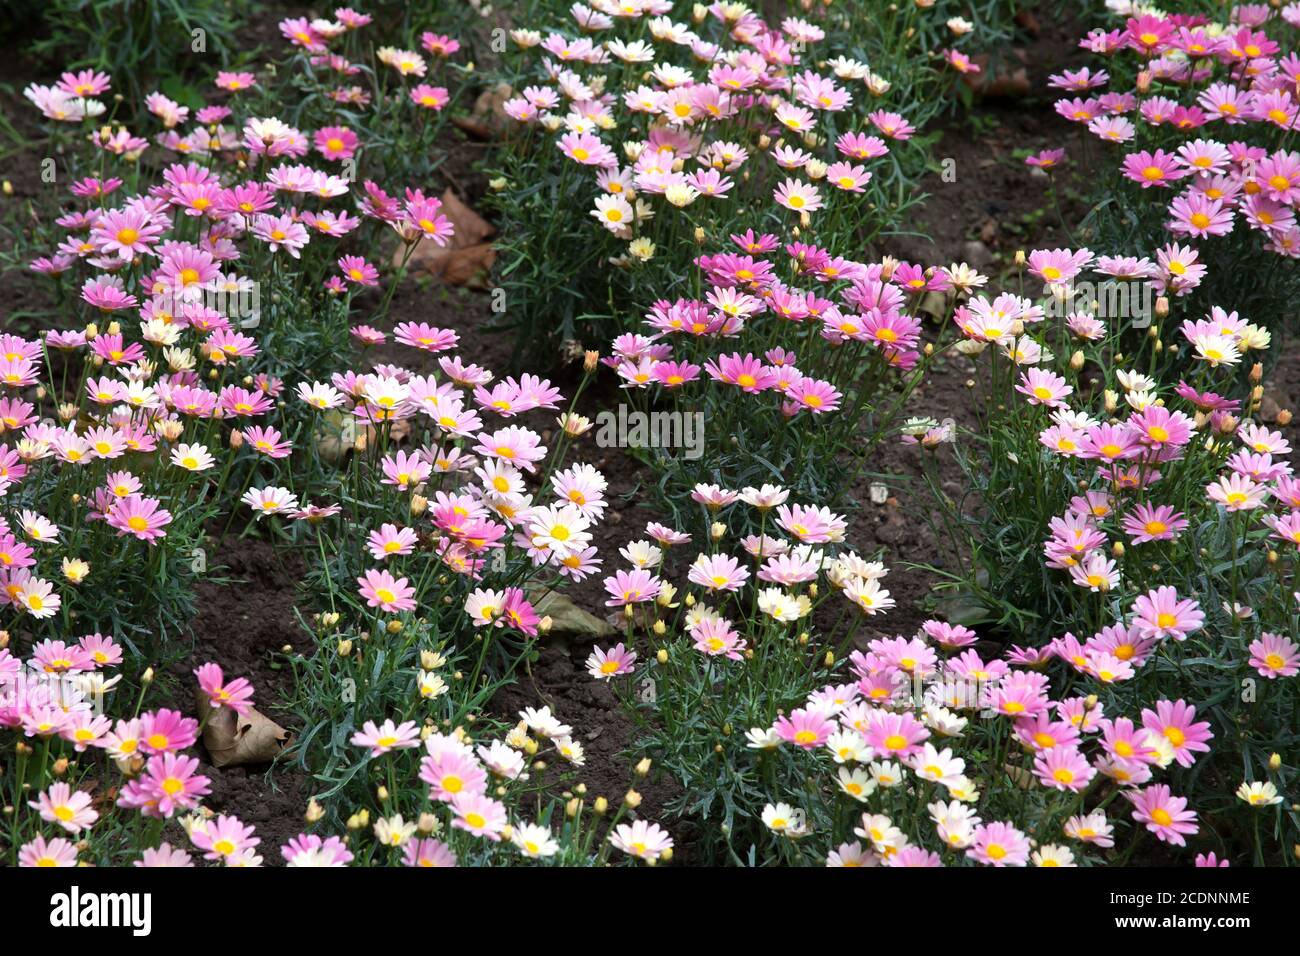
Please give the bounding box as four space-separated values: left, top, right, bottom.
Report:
314 409 355 466
962 56 1032 99
451 83 513 141
314 410 410 464
932 587 994 629
1259 391 1286 423
197 689 291 768
1014 9 1041 36
402 189 497 289
1004 763 1035 790
530 590 616 639
917 290 948 321
605 602 659 635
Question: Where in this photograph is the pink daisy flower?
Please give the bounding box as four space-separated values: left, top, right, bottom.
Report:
1034 746 1096 792
864 710 929 758
194 662 255 715
403 837 457 867
587 643 637 680
1016 368 1073 408
967 821 1030 866
420 750 488 802
773 178 823 213
450 792 508 841
105 495 172 543
1026 148 1066 169
1121 149 1186 188
31 782 98 833
338 255 379 286
1141 699 1212 768
282 833 353 867
602 568 662 606
367 524 418 561
558 131 616 168
774 707 836 748
314 125 358 161
688 552 750 592
18 835 78 867
118 753 211 818
610 820 674 861
1248 632 1299 678
411 84 450 110
191 814 261 863
357 569 417 613
135 843 195 867
1121 503 1187 544
1131 586 1203 641
1126 784 1198 846
351 718 421 756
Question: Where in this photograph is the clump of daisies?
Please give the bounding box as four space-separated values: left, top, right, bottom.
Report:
602 228 945 512
485 1 940 358
342 704 673 866
1047 5 1300 323
2 636 274 867
576 480 908 862
901 242 1299 865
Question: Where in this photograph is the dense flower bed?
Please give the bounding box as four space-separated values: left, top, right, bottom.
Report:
0 1 1296 869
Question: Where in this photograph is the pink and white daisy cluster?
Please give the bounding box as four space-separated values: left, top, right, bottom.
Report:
1058 8 1300 262
2 636 271 867
502 3 919 257
289 335 614 625
587 485 890 683
610 233 932 419
756 609 1221 865
349 705 673 864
